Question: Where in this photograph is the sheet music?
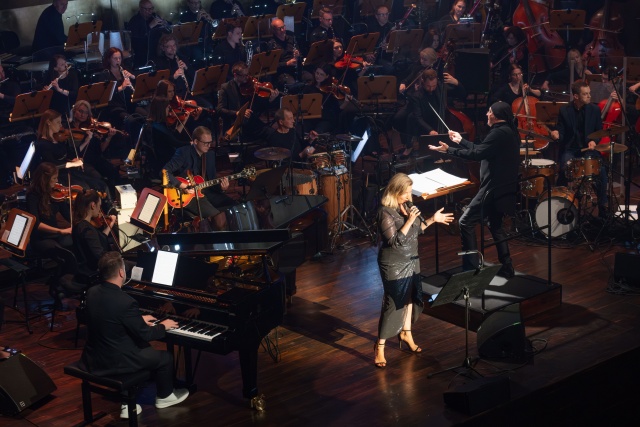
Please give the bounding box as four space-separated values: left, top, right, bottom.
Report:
138 194 160 225
152 250 179 286
408 168 468 196
7 214 27 246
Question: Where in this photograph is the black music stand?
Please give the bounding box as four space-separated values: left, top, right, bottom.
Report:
443 22 483 47
246 166 287 201
276 3 307 23
65 20 103 52
76 81 117 109
427 264 501 379
536 101 566 126
248 50 282 78
191 64 229 96
172 22 203 47
345 32 380 57
243 15 274 42
357 76 398 105
388 29 423 63
281 94 322 120
303 40 334 67
131 69 171 103
9 90 53 122
360 0 393 17
549 9 585 44
212 17 249 40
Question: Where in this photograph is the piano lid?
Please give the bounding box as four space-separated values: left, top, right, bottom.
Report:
156 229 290 255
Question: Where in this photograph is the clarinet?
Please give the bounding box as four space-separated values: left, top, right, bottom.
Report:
175 54 190 96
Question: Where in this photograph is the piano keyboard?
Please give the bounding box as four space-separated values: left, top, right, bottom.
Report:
140 309 228 342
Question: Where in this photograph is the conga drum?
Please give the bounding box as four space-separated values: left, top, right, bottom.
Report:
319 173 351 226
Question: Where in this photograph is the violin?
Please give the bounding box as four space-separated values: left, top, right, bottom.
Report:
81 119 129 137
334 54 366 70
53 128 86 143
319 77 352 100
51 183 84 202
166 96 215 127
239 77 275 98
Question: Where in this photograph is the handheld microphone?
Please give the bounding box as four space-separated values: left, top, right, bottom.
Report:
404 201 427 226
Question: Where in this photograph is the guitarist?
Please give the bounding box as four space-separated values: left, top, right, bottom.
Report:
163 126 235 230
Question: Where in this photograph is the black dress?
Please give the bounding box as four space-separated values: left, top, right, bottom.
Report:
376 206 424 339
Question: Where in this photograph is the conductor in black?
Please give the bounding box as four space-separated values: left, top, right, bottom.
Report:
429 101 520 278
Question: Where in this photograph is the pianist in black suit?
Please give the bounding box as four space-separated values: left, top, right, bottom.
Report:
80 251 189 419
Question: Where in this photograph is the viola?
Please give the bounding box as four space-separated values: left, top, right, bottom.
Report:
335 54 366 70
239 78 275 98
51 183 84 202
319 77 352 100
513 0 565 73
54 128 86 143
583 0 625 70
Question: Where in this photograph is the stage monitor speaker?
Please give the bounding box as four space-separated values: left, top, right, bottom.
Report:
614 252 640 286
477 303 527 363
455 48 490 93
443 376 510 415
0 353 57 415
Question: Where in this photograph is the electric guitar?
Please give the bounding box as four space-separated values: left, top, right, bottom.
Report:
166 167 256 208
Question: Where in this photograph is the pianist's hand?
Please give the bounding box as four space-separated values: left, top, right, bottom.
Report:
142 314 157 326
161 319 179 330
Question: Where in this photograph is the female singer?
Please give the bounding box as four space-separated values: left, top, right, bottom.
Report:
72 190 117 271
489 64 541 106
43 54 78 116
374 173 453 368
26 162 79 299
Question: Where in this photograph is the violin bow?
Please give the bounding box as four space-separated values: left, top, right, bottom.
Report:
65 115 84 171
67 173 73 227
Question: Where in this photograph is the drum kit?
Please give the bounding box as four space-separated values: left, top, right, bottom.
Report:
254 133 372 250
518 125 629 239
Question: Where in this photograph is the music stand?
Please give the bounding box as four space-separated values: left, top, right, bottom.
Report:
311 0 344 16
246 166 288 200
131 69 171 103
248 50 282 78
76 81 117 109
171 22 203 47
65 21 103 51
357 76 397 104
281 94 323 120
536 101 567 126
276 3 307 23
243 15 275 41
212 18 249 40
443 22 483 47
129 188 168 234
9 90 53 122
0 209 36 258
303 40 334 67
388 29 423 63
191 64 229 96
549 9 585 43
345 32 380 57
427 265 501 378
360 0 393 17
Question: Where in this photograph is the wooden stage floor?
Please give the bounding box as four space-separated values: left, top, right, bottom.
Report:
2 197 640 426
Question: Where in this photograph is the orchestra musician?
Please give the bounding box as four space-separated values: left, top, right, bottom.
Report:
429 101 520 277
492 26 529 84
32 0 67 57
80 251 189 420
302 63 352 134
155 34 194 100
267 18 299 77
211 22 247 80
364 5 394 66
0 64 20 123
310 8 337 43
422 28 441 51
432 0 466 38
549 81 608 217
163 126 234 231
261 108 318 160
43 55 78 116
489 64 541 106
72 190 118 272
128 0 170 68
179 0 214 63
374 172 453 368
541 49 592 93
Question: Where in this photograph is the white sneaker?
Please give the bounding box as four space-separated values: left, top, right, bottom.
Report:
155 388 189 409
120 403 142 419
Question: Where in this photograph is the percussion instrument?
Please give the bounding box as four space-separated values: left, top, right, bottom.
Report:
282 169 318 196
520 159 556 198
587 126 629 140
566 154 601 181
593 143 628 154
535 187 579 238
254 147 291 161
319 173 351 227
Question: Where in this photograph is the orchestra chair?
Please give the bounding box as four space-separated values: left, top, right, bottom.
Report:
0 256 37 334
64 361 152 427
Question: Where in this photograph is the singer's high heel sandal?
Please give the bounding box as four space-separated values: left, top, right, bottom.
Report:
374 342 386 368
398 330 422 353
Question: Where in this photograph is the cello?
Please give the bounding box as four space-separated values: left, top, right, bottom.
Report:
512 82 551 150
582 0 625 70
513 0 565 73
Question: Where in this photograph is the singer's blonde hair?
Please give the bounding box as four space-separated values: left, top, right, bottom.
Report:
380 173 412 209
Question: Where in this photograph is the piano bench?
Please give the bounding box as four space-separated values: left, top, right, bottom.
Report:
64 361 152 427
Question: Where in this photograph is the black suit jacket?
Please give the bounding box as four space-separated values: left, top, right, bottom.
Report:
80 281 166 376
556 102 602 153
163 144 219 189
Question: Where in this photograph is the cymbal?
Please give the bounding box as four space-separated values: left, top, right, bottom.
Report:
16 61 49 72
254 147 291 161
335 134 362 142
517 129 555 142
593 143 629 154
587 126 629 140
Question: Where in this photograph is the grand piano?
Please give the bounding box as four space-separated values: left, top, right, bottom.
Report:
122 195 327 407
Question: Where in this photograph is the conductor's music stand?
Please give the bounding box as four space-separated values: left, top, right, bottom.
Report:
212 18 248 40
191 64 229 96
172 22 204 47
276 3 307 23
549 9 585 43
224 101 250 142
427 265 501 379
76 81 117 109
131 69 171 103
9 90 53 122
248 49 282 78
443 22 483 47
345 32 380 57
303 40 334 67
388 29 423 63
243 15 275 41
281 94 323 120
311 0 344 16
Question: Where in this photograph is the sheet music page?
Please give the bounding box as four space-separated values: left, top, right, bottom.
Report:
138 194 160 225
7 214 27 246
409 168 468 196
152 251 179 286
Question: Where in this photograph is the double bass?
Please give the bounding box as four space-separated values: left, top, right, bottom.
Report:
583 0 625 70
513 0 565 73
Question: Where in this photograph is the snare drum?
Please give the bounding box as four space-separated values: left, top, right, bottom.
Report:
535 187 578 237
308 153 332 174
282 169 318 195
330 150 347 167
566 154 601 181
520 159 556 198
319 173 351 226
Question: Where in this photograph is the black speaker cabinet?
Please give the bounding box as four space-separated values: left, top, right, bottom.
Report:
477 303 527 363
0 353 57 415
614 252 640 286
455 48 490 93
443 376 510 415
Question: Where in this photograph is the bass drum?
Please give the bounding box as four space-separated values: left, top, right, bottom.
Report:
319 173 351 226
535 187 579 238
